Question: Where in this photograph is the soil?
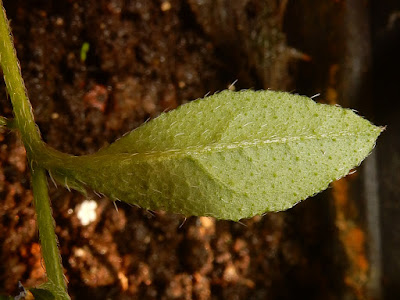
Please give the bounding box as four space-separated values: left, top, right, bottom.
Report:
0 1 360 299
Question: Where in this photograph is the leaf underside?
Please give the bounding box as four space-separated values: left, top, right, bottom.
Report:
45 90 382 221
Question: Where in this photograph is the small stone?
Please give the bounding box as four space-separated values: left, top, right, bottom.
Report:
76 200 98 226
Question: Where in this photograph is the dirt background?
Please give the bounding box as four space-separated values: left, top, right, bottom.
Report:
1 1 399 299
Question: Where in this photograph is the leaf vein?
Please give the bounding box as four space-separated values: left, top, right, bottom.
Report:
96 131 369 160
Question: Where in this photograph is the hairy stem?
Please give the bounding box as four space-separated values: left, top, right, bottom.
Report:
0 1 67 294
31 166 67 292
0 1 45 155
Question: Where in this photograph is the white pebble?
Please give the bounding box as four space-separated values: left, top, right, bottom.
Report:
77 200 98 226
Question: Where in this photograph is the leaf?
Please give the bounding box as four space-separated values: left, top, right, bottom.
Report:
29 281 70 300
43 90 383 221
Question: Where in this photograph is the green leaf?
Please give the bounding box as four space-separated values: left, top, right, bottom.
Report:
29 281 70 300
80 42 90 62
43 90 382 221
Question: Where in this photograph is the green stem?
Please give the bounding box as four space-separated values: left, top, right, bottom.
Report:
0 1 67 294
31 166 67 291
0 1 45 156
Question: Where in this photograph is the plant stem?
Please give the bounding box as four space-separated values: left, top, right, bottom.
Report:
31 166 67 291
0 1 45 156
0 1 67 294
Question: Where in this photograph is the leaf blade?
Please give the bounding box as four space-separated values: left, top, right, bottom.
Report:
47 90 382 220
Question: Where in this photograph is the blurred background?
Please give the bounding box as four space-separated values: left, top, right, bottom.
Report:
0 0 399 299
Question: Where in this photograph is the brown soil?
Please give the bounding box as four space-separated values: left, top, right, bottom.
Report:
1 1 349 299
